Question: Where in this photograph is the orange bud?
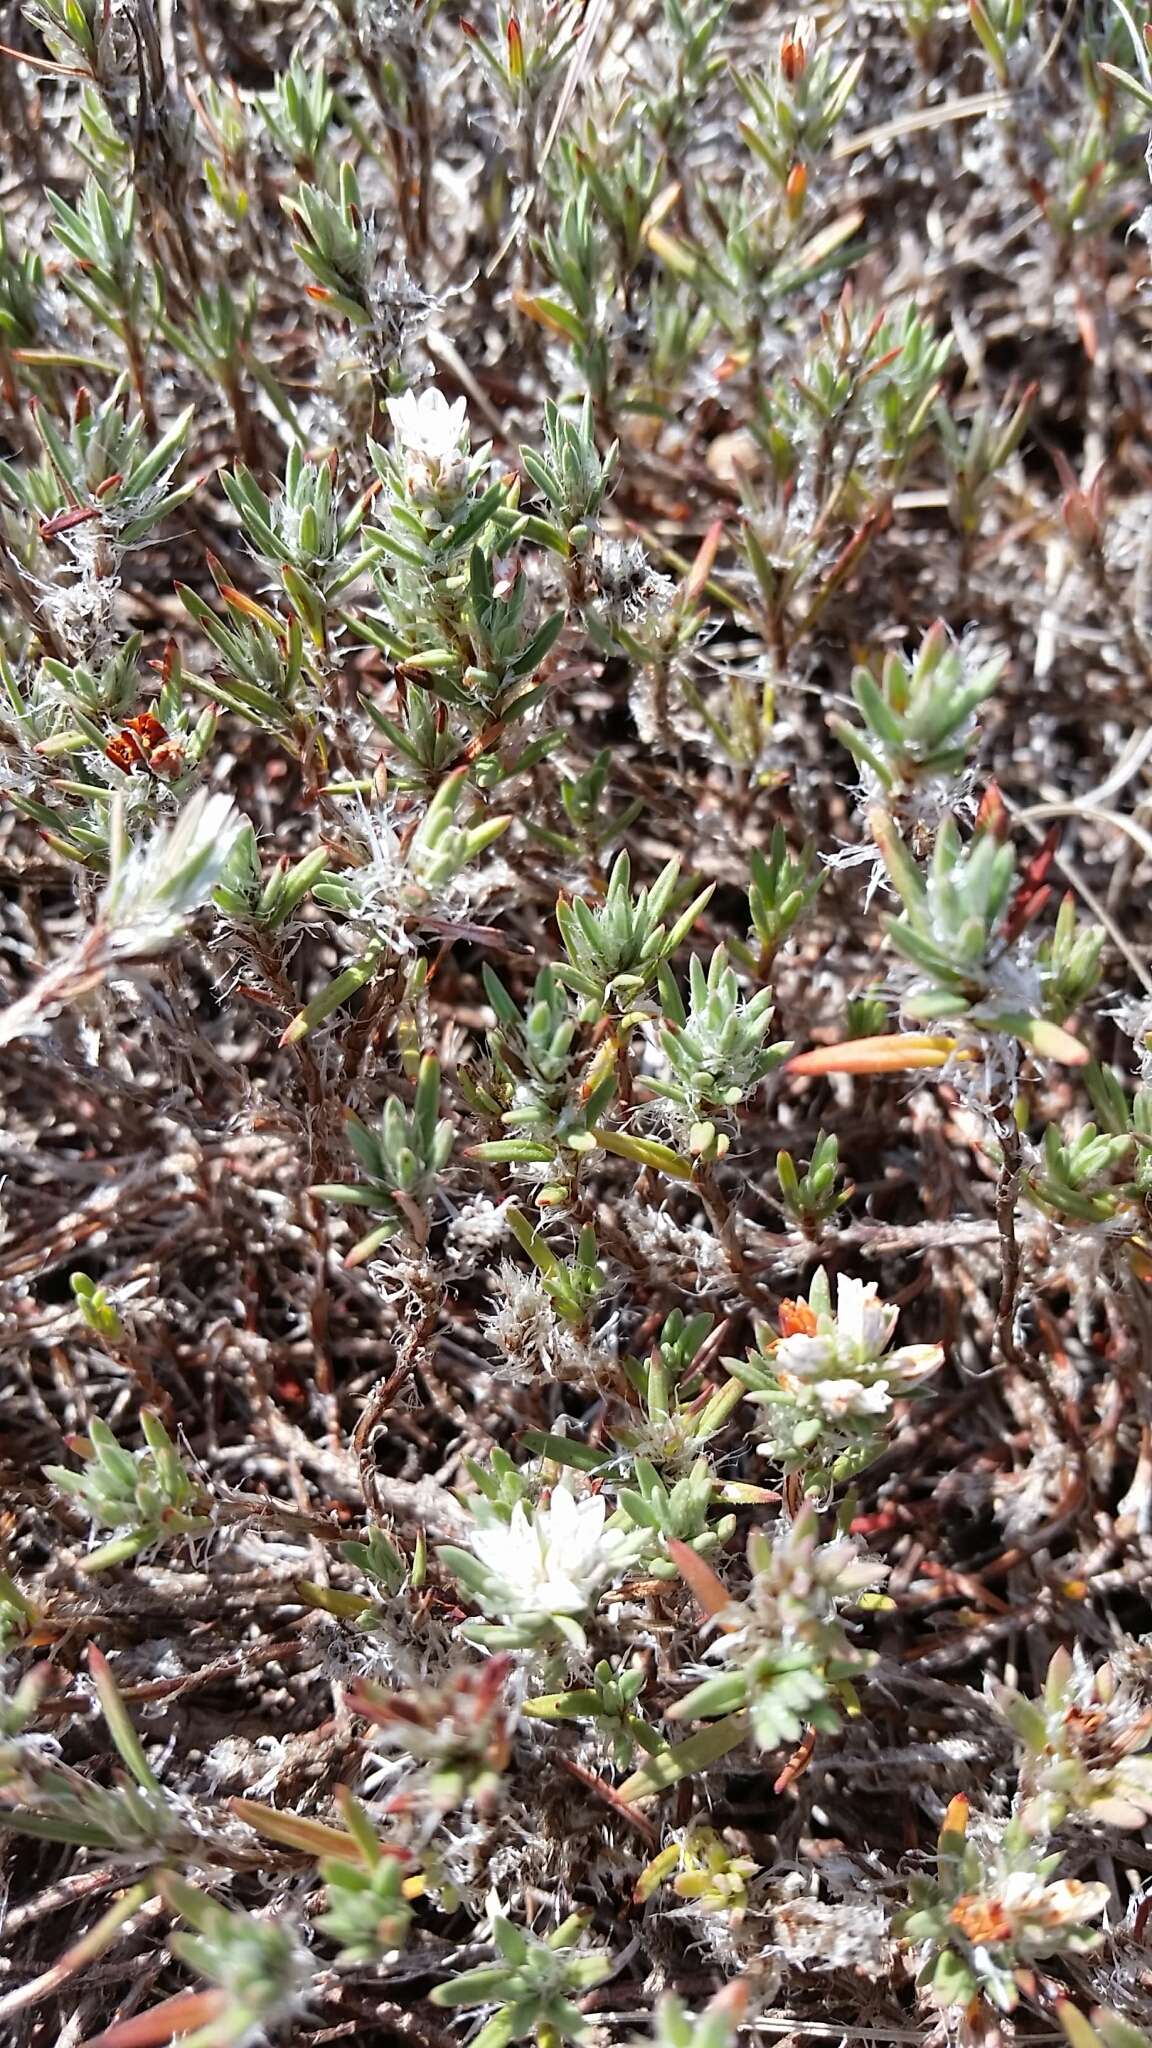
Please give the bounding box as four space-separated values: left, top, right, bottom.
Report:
785 162 807 215
780 26 808 81
1061 481 1105 553
975 779 1009 838
1053 450 1107 555
941 1792 971 1840
778 1297 819 1338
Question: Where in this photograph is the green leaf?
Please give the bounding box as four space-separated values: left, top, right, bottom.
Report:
467 1138 557 1164
616 1714 750 1801
590 1127 694 1181
505 1204 566 1279
518 1431 613 1472
88 1648 165 1799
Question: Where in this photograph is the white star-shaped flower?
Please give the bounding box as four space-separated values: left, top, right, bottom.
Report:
468 1485 643 1621
387 385 468 460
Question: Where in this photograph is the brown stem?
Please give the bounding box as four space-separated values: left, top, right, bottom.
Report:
107 1339 174 1425
352 1291 442 1518
992 1101 1089 1507
693 1162 776 1314
993 1107 1023 1367
123 317 156 433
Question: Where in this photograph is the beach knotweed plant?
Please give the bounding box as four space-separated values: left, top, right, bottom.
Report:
478 1255 607 1380
896 1797 1110 2014
259 51 335 175
2 630 138 749
297 1522 417 1635
145 1876 310 2048
651 944 790 1130
2 1650 204 1860
533 190 617 417
364 387 502 628
69 1268 124 1341
311 1053 455 1259
612 1453 738 1576
1023 1062 1152 1254
736 19 864 186
517 397 618 556
44 1412 211 1572
220 448 379 652
731 1270 944 1489
751 293 951 515
740 824 825 973
1060 2007 1152 2048
97 787 242 941
496 1207 607 1330
871 809 1102 1058
0 1573 37 1654
773 1129 848 1232
0 382 194 571
298 773 512 1031
831 622 1003 814
5 0 1152 2036
635 1824 761 1915
845 986 891 1038
555 851 714 1016
283 162 380 334
347 1660 516 1814
465 963 580 1143
458 546 566 722
522 745 644 863
644 1987 749 2048
0 1661 52 1746
524 1656 663 1770
936 387 1035 549
304 1794 420 1964
5 661 218 871
611 1307 745 1468
213 826 330 935
176 576 310 747
1023 1120 1144 1230
429 1906 612 2048
438 1481 646 1655
669 1508 888 1752
461 1445 544 1520
988 1647 1152 1833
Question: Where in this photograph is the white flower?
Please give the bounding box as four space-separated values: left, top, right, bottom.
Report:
884 1342 947 1382
386 385 471 508
101 790 242 959
989 1645 1152 1831
772 1331 837 1379
387 385 468 462
834 1275 899 1362
801 1377 892 1421
467 1485 643 1621
768 1269 944 1389
951 1868 1110 1944
751 1268 945 1483
1003 1872 1108 1926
